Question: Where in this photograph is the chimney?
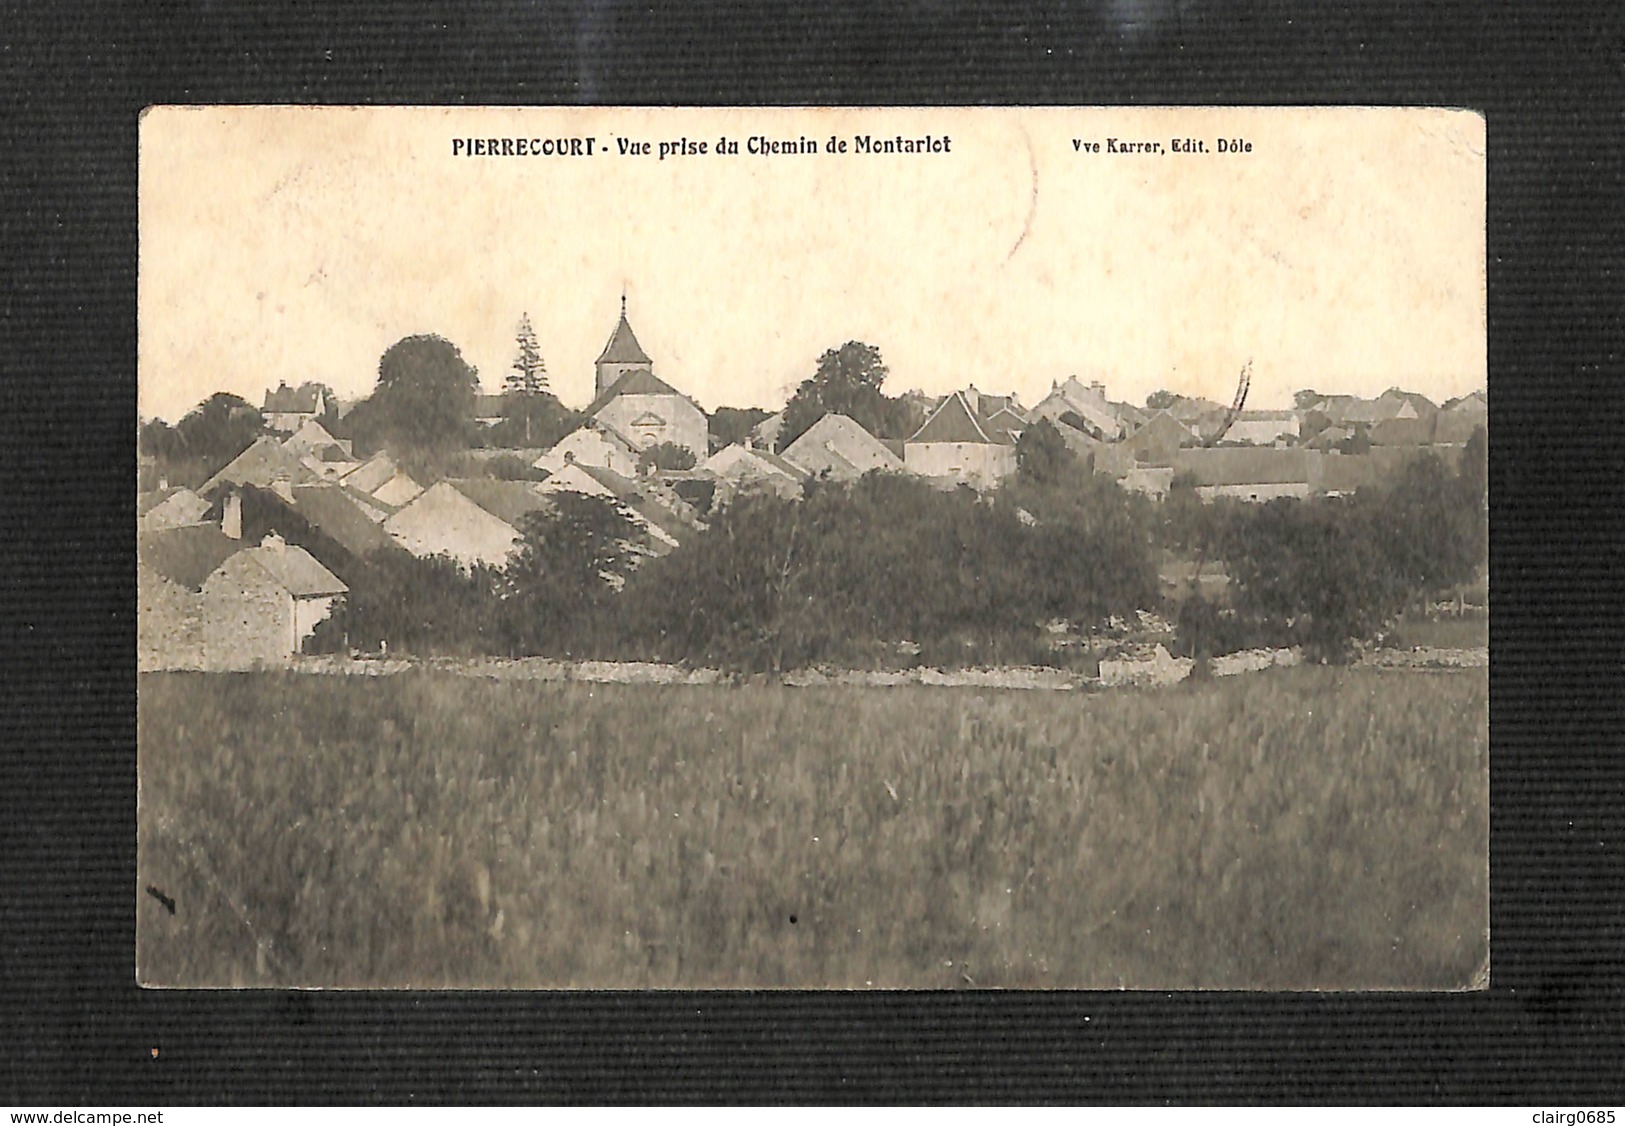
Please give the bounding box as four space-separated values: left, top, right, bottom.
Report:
222 492 242 539
1090 380 1105 396
261 531 286 553
270 470 295 504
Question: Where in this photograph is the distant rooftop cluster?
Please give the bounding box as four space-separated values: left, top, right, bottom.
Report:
141 298 1483 671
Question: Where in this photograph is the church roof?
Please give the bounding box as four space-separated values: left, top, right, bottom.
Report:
585 368 692 418
596 311 653 366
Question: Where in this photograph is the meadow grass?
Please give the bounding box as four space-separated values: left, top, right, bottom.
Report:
137 667 1487 989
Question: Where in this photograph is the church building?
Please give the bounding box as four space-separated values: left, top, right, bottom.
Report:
582 296 708 462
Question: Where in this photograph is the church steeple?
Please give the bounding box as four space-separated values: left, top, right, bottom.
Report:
595 292 653 398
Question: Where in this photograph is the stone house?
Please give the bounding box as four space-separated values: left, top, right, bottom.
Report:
261 381 332 434
139 526 346 669
199 534 348 666
903 391 1017 487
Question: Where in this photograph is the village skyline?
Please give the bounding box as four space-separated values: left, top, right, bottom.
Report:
139 106 1485 424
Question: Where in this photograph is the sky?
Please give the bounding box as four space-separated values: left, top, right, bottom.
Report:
139 106 1485 422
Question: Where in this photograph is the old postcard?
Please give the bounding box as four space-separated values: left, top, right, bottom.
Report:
138 106 1487 989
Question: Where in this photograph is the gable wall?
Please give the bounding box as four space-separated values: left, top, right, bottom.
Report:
904 441 1016 486
595 393 708 460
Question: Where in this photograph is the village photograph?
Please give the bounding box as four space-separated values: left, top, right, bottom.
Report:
137 106 1487 989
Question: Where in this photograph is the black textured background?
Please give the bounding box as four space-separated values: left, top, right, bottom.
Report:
3 0 1622 1105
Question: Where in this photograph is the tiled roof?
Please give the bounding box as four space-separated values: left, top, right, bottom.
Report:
138 524 241 591
1172 447 1313 486
339 453 398 495
584 368 687 417
1369 416 1436 446
244 538 349 598
201 437 319 494
446 478 552 529
909 392 997 445
781 413 902 476
290 484 395 557
596 312 653 365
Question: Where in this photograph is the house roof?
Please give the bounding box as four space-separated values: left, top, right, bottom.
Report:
369 472 423 510
289 484 395 557
980 407 1029 444
282 418 341 452
703 444 806 481
1433 411 1486 445
1050 418 1105 456
137 486 205 519
446 478 552 528
139 524 242 591
1312 394 1410 425
1128 410 1197 448
1369 416 1436 446
242 537 349 598
201 436 320 494
909 391 999 445
339 452 398 496
1172 447 1313 486
1380 388 1438 415
781 413 902 477
596 311 653 366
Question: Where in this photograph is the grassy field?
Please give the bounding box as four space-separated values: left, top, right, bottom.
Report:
137 667 1487 989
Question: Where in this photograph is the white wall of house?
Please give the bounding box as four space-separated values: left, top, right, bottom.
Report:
904 442 1016 486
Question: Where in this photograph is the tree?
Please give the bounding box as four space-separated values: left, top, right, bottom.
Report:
708 406 772 451
490 391 580 450
508 493 648 651
1293 389 1322 410
172 393 266 471
1146 389 1179 411
351 334 479 453
637 441 697 473
504 313 549 397
775 341 910 450
1014 417 1071 485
